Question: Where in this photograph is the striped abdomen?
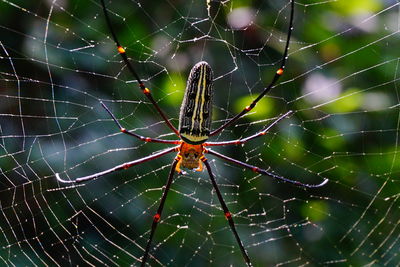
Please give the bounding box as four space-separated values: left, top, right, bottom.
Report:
179 61 214 145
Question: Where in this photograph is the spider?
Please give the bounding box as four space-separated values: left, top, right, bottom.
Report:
56 1 328 266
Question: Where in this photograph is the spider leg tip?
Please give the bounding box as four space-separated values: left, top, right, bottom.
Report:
55 173 67 183
318 178 329 187
55 173 77 184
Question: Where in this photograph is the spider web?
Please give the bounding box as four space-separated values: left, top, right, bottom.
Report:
1 0 400 265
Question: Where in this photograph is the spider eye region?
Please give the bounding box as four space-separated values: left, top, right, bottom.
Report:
178 142 204 170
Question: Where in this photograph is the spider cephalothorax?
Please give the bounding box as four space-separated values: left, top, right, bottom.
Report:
56 1 328 266
176 142 204 172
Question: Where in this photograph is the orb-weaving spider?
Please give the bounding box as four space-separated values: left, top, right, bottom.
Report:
56 0 328 265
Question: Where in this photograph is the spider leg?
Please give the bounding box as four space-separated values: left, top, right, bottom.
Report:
55 146 179 184
202 157 252 266
210 0 294 137
141 158 179 267
205 110 292 147
205 149 328 188
100 0 179 136
100 101 181 145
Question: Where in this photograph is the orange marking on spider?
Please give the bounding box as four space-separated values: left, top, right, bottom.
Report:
276 68 284 75
120 128 127 133
145 137 151 142
143 88 150 95
153 213 161 222
117 46 125 54
225 212 232 219
195 162 203 172
196 156 206 171
175 155 183 173
245 106 252 111
175 145 182 151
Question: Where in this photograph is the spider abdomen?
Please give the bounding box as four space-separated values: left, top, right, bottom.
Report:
179 61 214 145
